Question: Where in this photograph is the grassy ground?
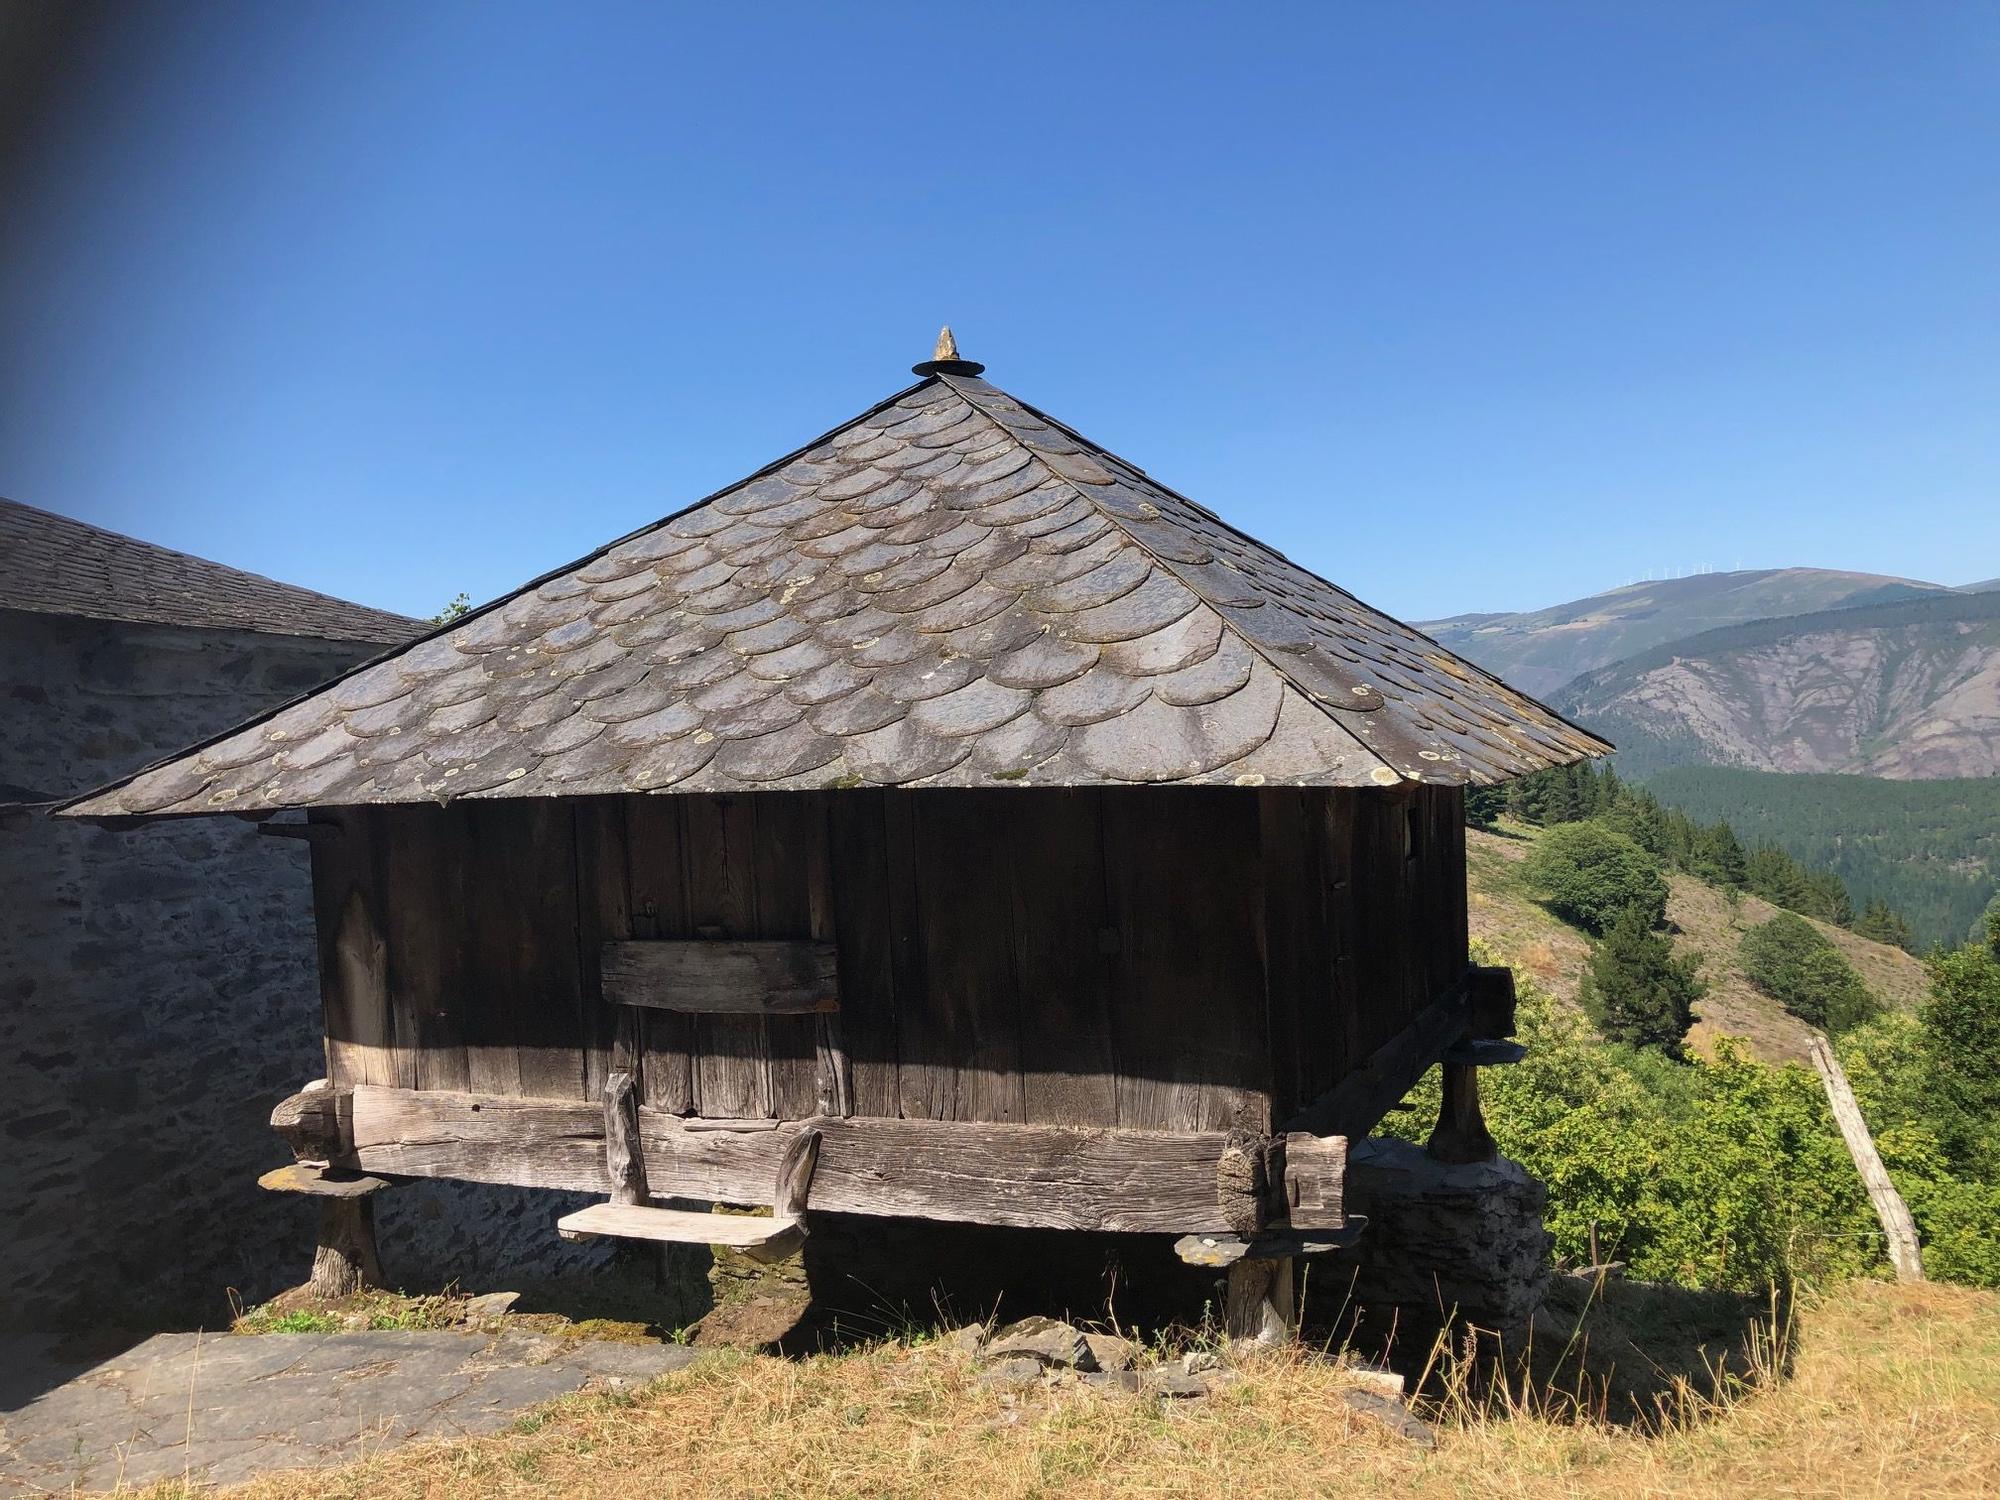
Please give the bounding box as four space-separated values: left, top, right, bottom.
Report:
1466 824 1928 1064
131 1279 1996 1499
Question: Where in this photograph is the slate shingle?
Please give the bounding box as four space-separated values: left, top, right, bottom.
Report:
60 369 1608 819
1 498 421 645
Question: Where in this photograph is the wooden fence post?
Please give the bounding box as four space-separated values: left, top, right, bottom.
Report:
1807 1033 1924 1283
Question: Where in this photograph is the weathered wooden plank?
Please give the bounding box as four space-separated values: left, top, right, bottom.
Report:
1258 787 1328 1122
882 790 930 1118
575 797 635 1101
683 795 769 1118
624 794 694 1114
601 940 840 1015
752 794 830 1119
904 792 1025 1122
803 801 852 1117
829 788 898 1117
382 805 467 1092
1012 789 1118 1126
1102 787 1268 1132
557 1203 798 1248
1317 789 1359 1095
344 1085 1257 1233
462 801 588 1099
309 809 396 1089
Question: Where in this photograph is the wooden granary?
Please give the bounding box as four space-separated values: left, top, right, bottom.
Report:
63 333 1606 1337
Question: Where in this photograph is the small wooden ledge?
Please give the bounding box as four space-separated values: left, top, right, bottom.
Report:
1440 1039 1527 1067
1173 1220 1368 1268
557 1203 801 1255
257 1163 393 1198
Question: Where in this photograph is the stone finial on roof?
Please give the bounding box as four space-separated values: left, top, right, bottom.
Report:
912 326 985 378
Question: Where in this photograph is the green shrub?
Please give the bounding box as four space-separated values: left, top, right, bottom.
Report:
1739 912 1878 1033
1522 820 1669 934
1384 968 1876 1290
1579 904 1704 1055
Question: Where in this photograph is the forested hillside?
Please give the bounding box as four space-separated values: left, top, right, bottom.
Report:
1647 767 2000 950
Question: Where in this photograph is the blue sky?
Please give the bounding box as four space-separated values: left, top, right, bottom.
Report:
3 2 1995 622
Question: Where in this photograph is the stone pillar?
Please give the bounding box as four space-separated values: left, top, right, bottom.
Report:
1330 1137 1551 1352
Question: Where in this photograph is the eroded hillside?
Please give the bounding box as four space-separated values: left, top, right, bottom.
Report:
1553 592 2000 778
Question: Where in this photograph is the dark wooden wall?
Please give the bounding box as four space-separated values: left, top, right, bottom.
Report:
308 784 1467 1137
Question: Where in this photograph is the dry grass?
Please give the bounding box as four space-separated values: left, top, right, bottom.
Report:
1670 875 1929 1065
124 1279 1997 1500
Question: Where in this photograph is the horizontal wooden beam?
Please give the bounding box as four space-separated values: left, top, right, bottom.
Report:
341 1085 1305 1234
601 940 839 1014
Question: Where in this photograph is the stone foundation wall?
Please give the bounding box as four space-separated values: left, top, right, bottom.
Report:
0 610 600 1330
1327 1136 1552 1350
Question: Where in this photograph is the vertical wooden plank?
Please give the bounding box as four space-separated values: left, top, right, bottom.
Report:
381 805 468 1092
1328 792 1360 1096
1257 787 1328 1123
754 793 828 1120
576 796 636 1102
805 795 853 1117
883 789 931 1119
903 792 1024 1122
1103 787 1269 1133
462 800 587 1100
831 788 900 1118
1013 790 1117 1125
684 794 768 1118
309 807 397 1089
625 794 694 1113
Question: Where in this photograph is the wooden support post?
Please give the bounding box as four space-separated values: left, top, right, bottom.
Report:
1807 1034 1925 1283
1426 1063 1497 1165
1223 1256 1295 1346
311 1199 384 1299
258 1163 391 1299
603 1071 649 1206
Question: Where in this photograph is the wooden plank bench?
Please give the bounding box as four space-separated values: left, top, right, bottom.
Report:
556 1203 801 1254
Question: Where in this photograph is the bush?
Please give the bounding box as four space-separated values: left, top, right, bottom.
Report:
1522 820 1669 934
1580 904 1704 1055
1383 966 1877 1290
1739 912 1878 1033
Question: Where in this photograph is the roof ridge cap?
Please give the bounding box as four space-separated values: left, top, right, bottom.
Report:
936 374 1404 781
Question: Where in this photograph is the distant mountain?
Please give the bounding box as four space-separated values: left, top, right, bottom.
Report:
1961 577 2000 594
1419 568 1949 697
1551 590 2000 780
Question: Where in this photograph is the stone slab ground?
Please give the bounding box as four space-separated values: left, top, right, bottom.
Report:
0 1330 695 1495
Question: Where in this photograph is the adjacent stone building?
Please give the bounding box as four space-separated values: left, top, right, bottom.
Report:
0 499 430 1327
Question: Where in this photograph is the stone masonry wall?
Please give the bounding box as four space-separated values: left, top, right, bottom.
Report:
1329 1135 1553 1352
0 610 599 1331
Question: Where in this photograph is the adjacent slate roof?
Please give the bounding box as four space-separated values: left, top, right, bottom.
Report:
61 367 1607 819
1 498 421 645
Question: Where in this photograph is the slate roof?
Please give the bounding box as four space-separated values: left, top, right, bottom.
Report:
2 498 421 645
61 362 1607 820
